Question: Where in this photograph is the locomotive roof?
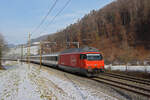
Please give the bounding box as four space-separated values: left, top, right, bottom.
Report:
29 53 60 57
60 47 99 54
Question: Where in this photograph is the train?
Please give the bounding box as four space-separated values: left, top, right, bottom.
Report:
23 47 105 77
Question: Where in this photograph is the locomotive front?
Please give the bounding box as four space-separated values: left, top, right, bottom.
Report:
80 52 104 75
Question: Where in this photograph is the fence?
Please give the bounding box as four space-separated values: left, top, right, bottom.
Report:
105 64 150 73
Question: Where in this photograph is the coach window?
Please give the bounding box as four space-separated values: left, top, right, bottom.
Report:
43 57 46 60
49 56 52 60
47 56 50 60
51 57 53 61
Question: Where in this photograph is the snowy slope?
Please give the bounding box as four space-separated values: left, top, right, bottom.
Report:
0 62 118 100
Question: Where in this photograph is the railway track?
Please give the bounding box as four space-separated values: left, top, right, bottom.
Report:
102 72 150 85
92 73 150 97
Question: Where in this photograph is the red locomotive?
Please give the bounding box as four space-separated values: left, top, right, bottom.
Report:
58 47 105 77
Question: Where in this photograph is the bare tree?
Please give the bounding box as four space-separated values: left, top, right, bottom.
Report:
0 33 6 66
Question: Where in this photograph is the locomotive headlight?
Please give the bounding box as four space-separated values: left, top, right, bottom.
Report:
88 66 92 69
88 66 92 72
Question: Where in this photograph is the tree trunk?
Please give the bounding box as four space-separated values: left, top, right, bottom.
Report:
0 48 1 67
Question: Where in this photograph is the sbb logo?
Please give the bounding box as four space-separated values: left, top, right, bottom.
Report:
70 55 76 66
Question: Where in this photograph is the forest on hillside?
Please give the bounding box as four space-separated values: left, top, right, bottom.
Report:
44 0 150 64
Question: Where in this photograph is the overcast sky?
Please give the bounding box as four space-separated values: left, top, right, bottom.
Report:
0 0 114 45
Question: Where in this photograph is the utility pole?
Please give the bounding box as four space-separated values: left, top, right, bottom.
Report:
38 41 57 68
28 33 31 69
21 45 23 65
40 41 42 69
77 42 79 48
0 45 2 66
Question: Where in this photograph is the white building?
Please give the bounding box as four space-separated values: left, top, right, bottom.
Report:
6 42 40 57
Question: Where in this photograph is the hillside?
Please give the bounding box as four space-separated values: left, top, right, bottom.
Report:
43 0 150 63
30 34 50 44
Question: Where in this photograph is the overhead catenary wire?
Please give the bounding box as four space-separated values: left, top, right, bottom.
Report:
40 0 72 34
31 0 59 34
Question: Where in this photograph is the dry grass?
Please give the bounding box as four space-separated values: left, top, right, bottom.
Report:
0 66 5 70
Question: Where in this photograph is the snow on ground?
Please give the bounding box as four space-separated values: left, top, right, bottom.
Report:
0 62 118 100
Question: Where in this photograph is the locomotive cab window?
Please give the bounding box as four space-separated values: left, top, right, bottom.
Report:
86 54 103 60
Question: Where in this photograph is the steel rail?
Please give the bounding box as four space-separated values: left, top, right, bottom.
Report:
101 73 150 85
105 72 150 83
92 77 150 97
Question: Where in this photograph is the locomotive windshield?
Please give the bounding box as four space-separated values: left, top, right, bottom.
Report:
87 54 102 60
80 54 102 60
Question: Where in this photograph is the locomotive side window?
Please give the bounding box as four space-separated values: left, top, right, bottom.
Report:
43 56 58 61
80 54 87 59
